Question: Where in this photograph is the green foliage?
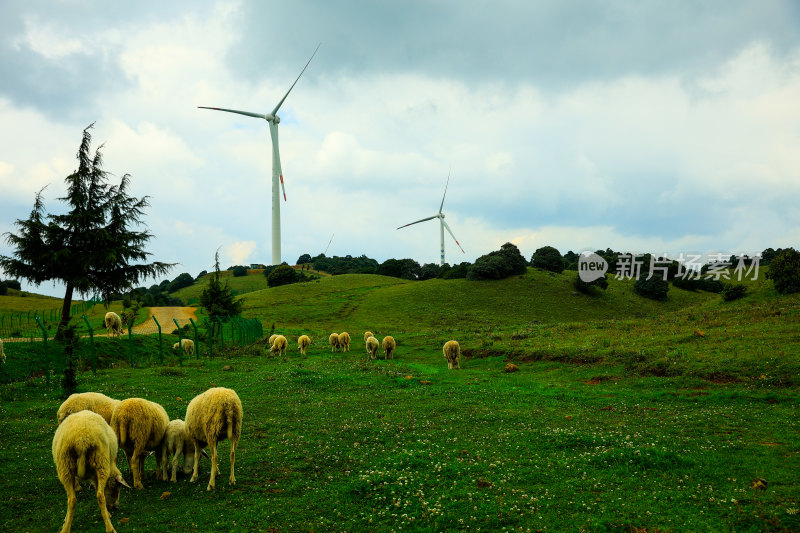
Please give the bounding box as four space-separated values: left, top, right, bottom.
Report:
440 262 470 279
232 266 248 278
721 283 747 301
671 276 724 293
467 242 527 280
200 251 243 319
195 270 207 280
531 245 565 273
2 279 21 291
168 273 195 292
267 264 298 287
297 253 312 264
312 254 379 275
634 273 669 300
766 247 800 294
0 281 6 296
376 258 422 280
574 273 609 294
419 263 441 280
0 124 173 329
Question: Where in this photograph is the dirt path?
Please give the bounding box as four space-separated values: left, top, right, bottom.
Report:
132 306 198 334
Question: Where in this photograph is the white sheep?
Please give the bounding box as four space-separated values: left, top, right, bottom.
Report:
172 338 195 356
382 336 396 359
338 331 351 352
110 398 170 489
104 312 123 339
443 340 461 369
268 334 278 346
58 392 121 425
270 334 288 355
365 336 379 359
329 333 340 352
185 387 243 491
363 331 374 343
160 419 210 482
52 410 130 533
297 335 311 355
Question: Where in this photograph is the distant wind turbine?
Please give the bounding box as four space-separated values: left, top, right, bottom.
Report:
397 172 465 266
199 44 320 265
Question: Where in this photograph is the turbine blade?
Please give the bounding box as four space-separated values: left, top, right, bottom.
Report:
271 43 321 116
268 121 286 201
397 215 438 230
198 106 266 119
442 219 465 253
439 168 451 214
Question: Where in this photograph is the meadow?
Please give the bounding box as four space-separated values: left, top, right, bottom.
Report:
0 269 798 532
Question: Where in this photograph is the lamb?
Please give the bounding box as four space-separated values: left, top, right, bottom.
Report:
443 340 461 369
104 312 123 339
297 335 311 355
52 410 130 533
338 331 351 352
58 392 121 425
172 338 195 356
382 336 396 359
329 333 340 352
185 387 243 491
364 331 373 342
365 336 380 360
160 419 196 482
109 398 170 489
270 334 288 355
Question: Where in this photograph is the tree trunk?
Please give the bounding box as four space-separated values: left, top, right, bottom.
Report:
58 281 74 338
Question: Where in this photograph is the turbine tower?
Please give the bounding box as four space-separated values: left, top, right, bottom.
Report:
397 172 465 266
199 44 320 265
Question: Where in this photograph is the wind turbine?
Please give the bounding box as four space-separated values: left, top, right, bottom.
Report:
397 172 465 266
199 44 320 265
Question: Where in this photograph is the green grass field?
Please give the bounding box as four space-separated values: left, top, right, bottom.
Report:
0 269 798 532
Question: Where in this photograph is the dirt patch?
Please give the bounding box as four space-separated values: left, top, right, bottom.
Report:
133 307 197 334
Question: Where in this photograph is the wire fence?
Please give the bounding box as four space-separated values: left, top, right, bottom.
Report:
0 299 99 339
0 313 263 386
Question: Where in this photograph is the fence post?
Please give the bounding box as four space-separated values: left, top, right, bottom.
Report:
203 318 214 359
189 318 199 359
81 314 97 374
153 316 163 364
34 316 49 385
173 318 183 366
127 322 134 367
215 317 225 349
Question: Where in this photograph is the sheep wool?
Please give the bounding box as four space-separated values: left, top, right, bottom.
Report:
338 332 351 352
185 387 243 491
363 331 374 343
382 336 397 360
366 336 380 360
57 392 121 425
297 335 311 355
271 335 288 356
104 312 123 339
52 410 130 533
172 338 195 356
268 334 278 346
161 419 198 482
443 340 461 370
329 333 340 352
110 398 170 489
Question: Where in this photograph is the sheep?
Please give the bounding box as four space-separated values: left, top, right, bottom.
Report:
270 334 288 355
365 336 380 359
52 410 130 533
172 338 195 356
364 331 373 342
297 335 311 355
110 398 170 489
58 392 121 426
104 312 123 339
338 331 351 352
268 334 278 346
329 333 340 352
382 336 396 359
185 387 243 491
443 340 461 369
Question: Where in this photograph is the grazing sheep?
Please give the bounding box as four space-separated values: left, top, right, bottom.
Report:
58 392 121 426
161 419 200 482
443 340 461 369
270 334 288 355
52 410 130 533
268 334 278 346
338 331 351 352
110 398 170 489
172 338 195 356
382 336 396 359
365 336 380 359
104 312 123 339
364 331 373 342
185 387 243 491
297 335 311 355
329 333 340 352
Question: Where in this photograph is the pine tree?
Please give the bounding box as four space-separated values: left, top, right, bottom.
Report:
199 251 243 338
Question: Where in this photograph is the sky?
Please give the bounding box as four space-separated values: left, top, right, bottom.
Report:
1 0 799 297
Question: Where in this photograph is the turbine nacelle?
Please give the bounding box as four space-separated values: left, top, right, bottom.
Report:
264 113 279 123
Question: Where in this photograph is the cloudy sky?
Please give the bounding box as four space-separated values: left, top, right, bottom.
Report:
1 0 799 296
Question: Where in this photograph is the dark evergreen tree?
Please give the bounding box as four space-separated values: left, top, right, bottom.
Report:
232 265 248 277
766 247 800 294
168 273 195 292
0 125 173 333
531 246 564 273
267 264 298 287
199 251 243 338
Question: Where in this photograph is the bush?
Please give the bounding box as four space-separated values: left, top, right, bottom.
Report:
671 276 724 293
267 264 298 287
441 262 470 279
0 281 6 296
467 243 527 281
232 266 248 277
195 270 207 280
168 272 194 292
377 258 422 280
297 254 312 265
4 279 21 290
531 246 564 273
574 273 609 294
721 284 747 301
634 273 669 301
419 263 441 280
766 247 800 294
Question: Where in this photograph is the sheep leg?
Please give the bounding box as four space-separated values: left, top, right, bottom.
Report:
457 357 461 369
95 478 117 533
190 439 201 482
60 476 78 533
130 449 144 490
154 447 165 480
170 446 181 482
207 438 218 491
229 437 237 485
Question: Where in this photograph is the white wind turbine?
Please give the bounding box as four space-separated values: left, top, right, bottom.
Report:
397 172 465 266
199 44 320 265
